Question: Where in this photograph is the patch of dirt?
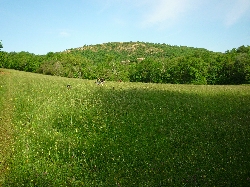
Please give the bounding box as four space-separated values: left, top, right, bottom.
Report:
0 71 10 75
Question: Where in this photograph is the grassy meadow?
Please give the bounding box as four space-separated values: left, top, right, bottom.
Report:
0 68 250 186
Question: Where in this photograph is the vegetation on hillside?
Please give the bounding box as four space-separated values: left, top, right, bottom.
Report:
1 69 250 186
0 41 250 84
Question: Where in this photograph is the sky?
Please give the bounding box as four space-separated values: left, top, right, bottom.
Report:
0 0 250 55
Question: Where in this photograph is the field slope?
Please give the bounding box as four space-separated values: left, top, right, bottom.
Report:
0 69 250 186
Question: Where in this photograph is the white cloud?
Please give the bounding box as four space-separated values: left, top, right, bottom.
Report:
140 0 198 28
224 0 250 26
138 0 250 28
59 31 70 37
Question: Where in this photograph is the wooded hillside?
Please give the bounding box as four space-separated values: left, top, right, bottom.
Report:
1 42 250 84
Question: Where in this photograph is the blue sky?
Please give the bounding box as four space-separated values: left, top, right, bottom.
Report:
1 0 250 55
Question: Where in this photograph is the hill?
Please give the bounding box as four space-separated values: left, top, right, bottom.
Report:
1 69 250 186
1 42 250 84
64 41 213 62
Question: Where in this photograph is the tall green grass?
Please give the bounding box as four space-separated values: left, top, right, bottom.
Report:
0 70 14 185
1 69 250 186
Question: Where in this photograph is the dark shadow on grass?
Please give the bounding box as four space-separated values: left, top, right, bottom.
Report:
80 87 250 186
24 85 250 186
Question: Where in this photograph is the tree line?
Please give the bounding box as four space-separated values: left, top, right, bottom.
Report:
0 41 249 85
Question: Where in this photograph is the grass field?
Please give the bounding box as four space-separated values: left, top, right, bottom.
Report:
0 68 250 186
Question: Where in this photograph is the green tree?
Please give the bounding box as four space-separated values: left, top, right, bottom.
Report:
129 58 162 83
231 53 250 84
167 56 208 84
236 45 249 53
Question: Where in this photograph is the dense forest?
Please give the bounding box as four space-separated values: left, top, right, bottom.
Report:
0 41 250 85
